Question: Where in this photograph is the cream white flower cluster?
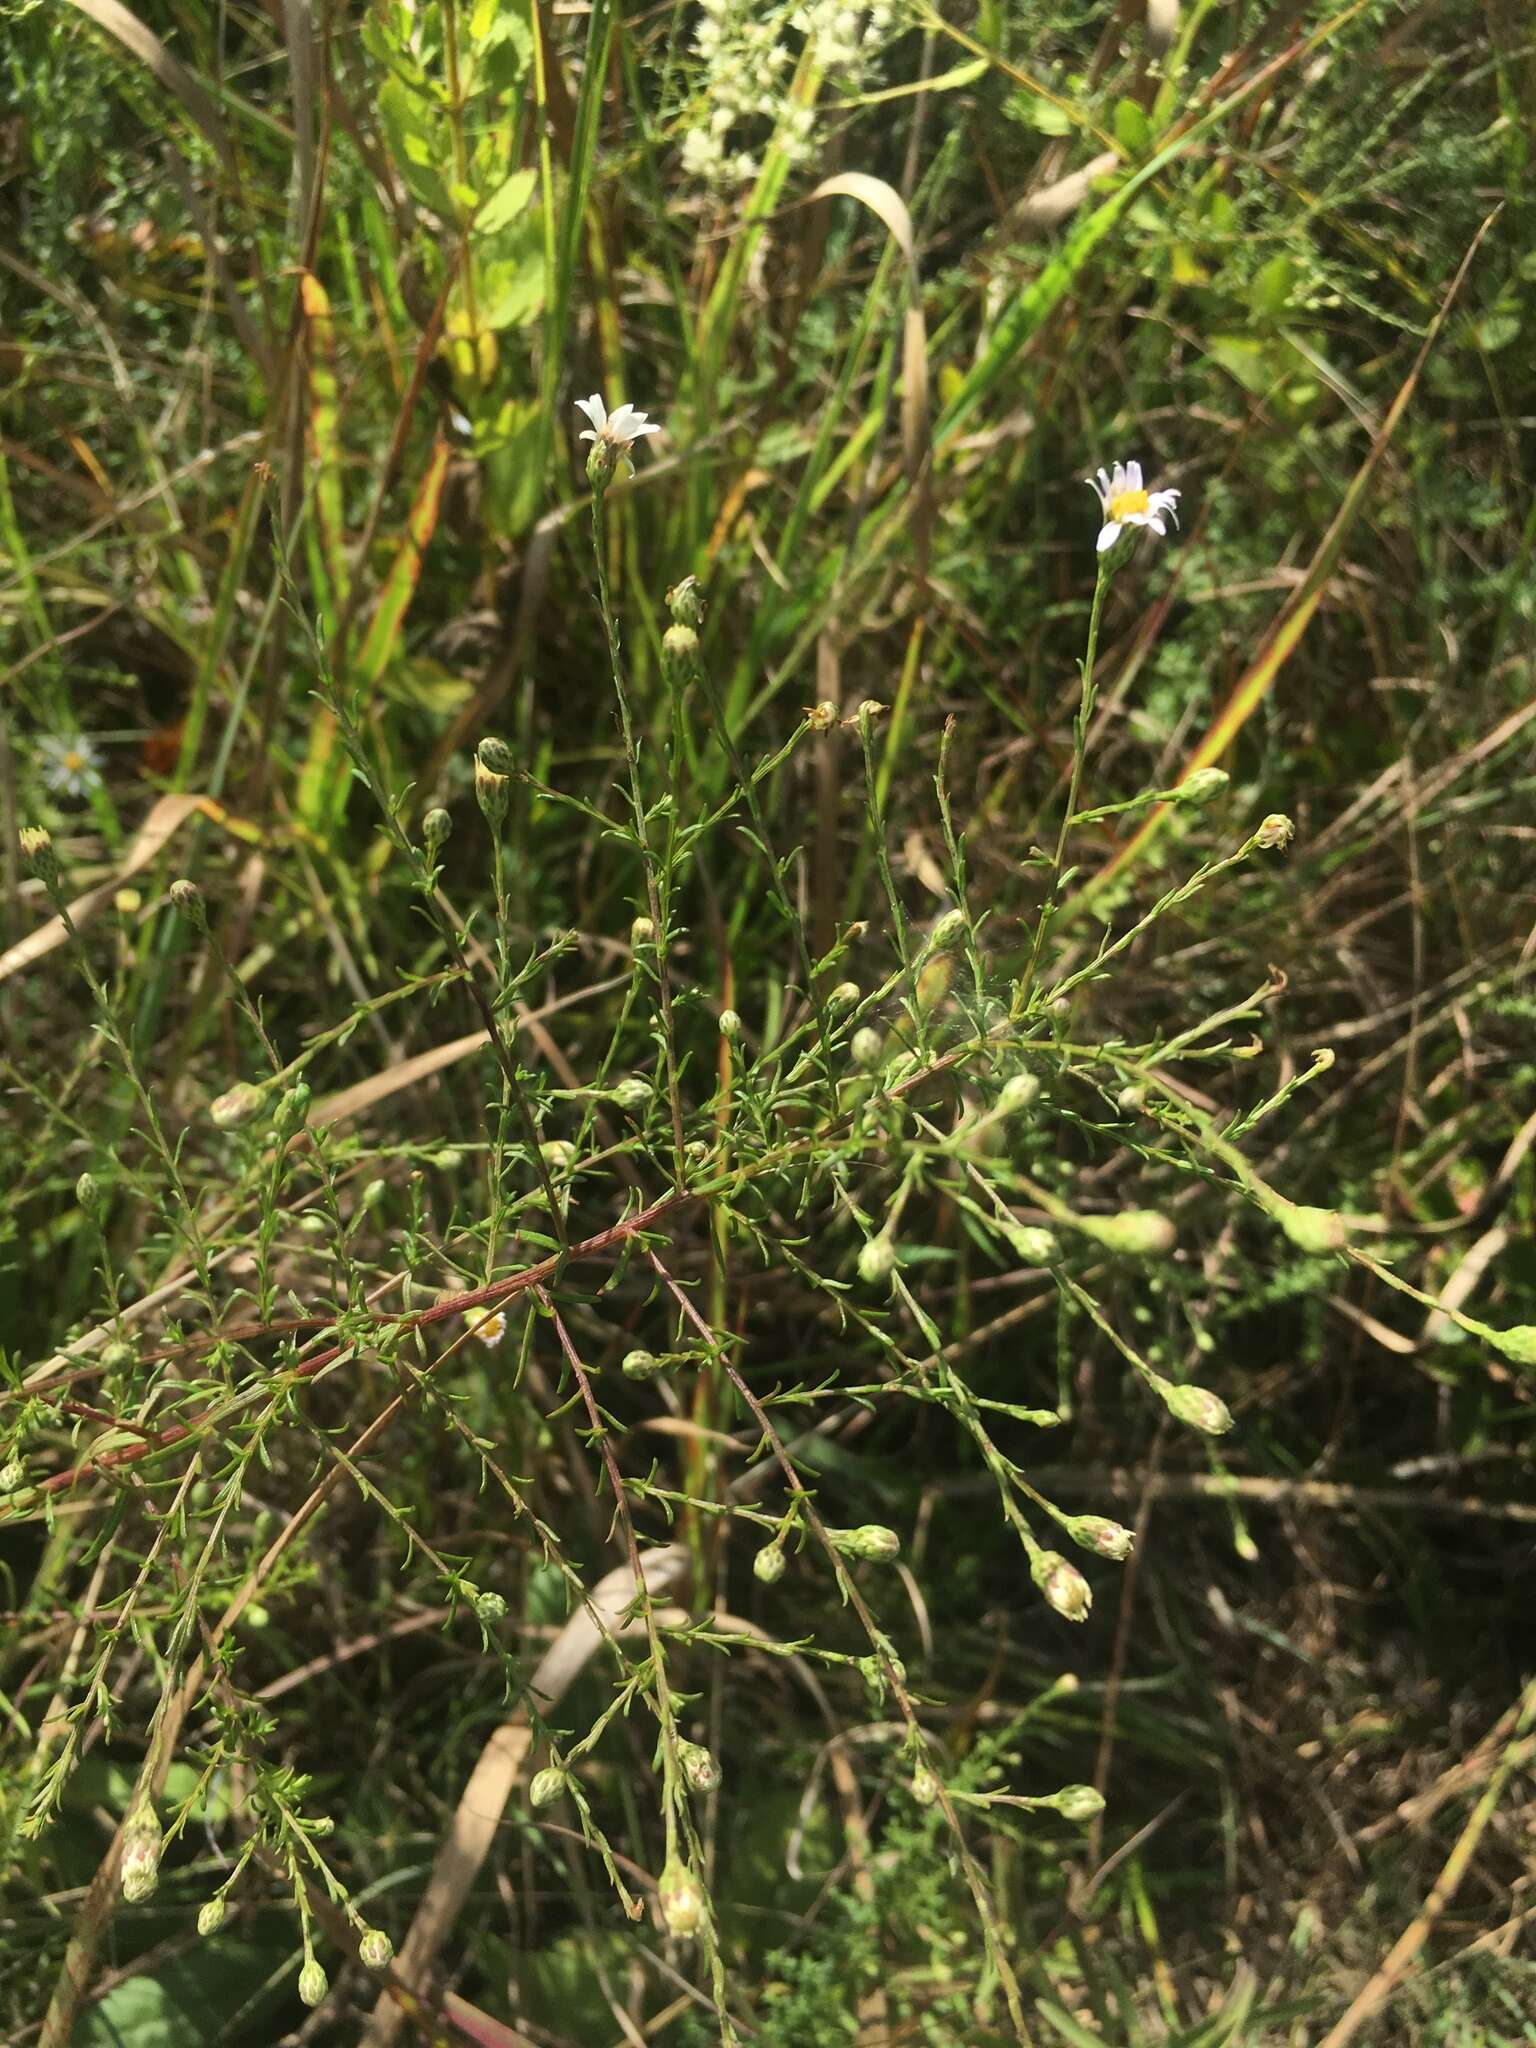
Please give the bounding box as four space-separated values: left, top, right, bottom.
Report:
681 0 904 190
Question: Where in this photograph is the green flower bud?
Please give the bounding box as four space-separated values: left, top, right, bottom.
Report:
1489 1324 1536 1366
197 1898 226 1937
1063 1515 1134 1562
1117 1084 1146 1113
1159 1379 1234 1436
1031 1549 1091 1622
678 1740 722 1794
1050 1784 1106 1823
0 1460 27 1494
1175 767 1229 808
359 1927 393 1971
718 1008 742 1041
422 807 452 856
857 1234 896 1285
608 1076 652 1113
630 915 655 948
1270 1199 1347 1254
529 1766 567 1809
996 1072 1040 1116
828 980 860 1010
831 1524 901 1564
168 877 207 929
297 1958 328 2009
476 736 515 777
362 1178 388 1213
586 439 619 493
539 1139 576 1174
272 1082 312 1141
474 757 510 829
623 1347 663 1380
666 576 705 628
100 1338 135 1371
76 1171 101 1216
473 1588 508 1627
1074 1210 1177 1257
851 1026 882 1068
1005 1224 1058 1266
120 1805 161 1902
753 1540 787 1585
210 1082 265 1130
926 908 967 952
658 1858 706 1938
910 1762 940 1806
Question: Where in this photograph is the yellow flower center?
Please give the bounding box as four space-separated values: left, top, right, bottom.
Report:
1108 487 1150 520
64 750 86 773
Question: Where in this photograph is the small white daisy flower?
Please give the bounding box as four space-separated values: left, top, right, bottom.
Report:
574 393 662 485
1086 460 1181 555
37 732 103 798
469 1308 507 1346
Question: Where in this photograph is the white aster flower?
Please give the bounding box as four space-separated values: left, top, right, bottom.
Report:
574 393 662 485
469 1308 507 1346
1086 459 1181 554
37 731 103 797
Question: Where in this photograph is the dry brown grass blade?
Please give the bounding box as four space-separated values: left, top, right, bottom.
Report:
1 794 258 984
65 0 238 174
363 1547 690 2048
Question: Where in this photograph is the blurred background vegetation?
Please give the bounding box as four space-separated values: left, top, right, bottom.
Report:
2 0 1535 2042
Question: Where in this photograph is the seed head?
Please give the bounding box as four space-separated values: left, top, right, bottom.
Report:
1032 1549 1092 1622
1064 1515 1135 1562
210 1082 265 1130
359 1927 394 1971
297 1958 328 2009
529 1766 567 1808
197 1898 227 1937
658 1858 706 1938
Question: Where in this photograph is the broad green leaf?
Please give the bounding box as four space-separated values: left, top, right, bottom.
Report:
1114 96 1151 151
475 167 537 237
1251 252 1296 319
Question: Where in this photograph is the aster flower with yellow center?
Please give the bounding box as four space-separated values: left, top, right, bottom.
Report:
1086 460 1180 555
37 731 103 798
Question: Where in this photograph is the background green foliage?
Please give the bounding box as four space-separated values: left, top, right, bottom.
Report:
3 0 1535 2042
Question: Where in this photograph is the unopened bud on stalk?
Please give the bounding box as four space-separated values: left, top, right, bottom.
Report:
169 878 207 929
422 808 452 857
910 1761 940 1806
197 1898 226 1937
297 1958 328 2009
1158 1378 1234 1436
272 1082 312 1141
1269 1199 1348 1254
630 915 655 948
831 1524 901 1564
1063 1515 1135 1561
1117 1084 1146 1113
1254 812 1295 850
20 826 58 885
120 1804 162 1903
857 1234 896 1285
1032 1549 1092 1622
0 1460 26 1494
359 1928 393 1971
1074 1210 1177 1257
473 1588 507 1627
658 1858 706 1938
210 1083 265 1130
753 1540 787 1584
623 1348 663 1380
662 622 699 685
1175 767 1229 808
666 576 705 628
100 1339 134 1372
608 1076 652 1113
474 758 510 830
828 980 860 1011
76 1171 101 1217
718 1009 742 1041
996 1072 1040 1116
678 1741 722 1794
1049 1784 1106 1822
529 1767 567 1808
539 1139 576 1174
926 908 967 952
1007 1224 1059 1264
851 1027 882 1068
474 737 512 777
